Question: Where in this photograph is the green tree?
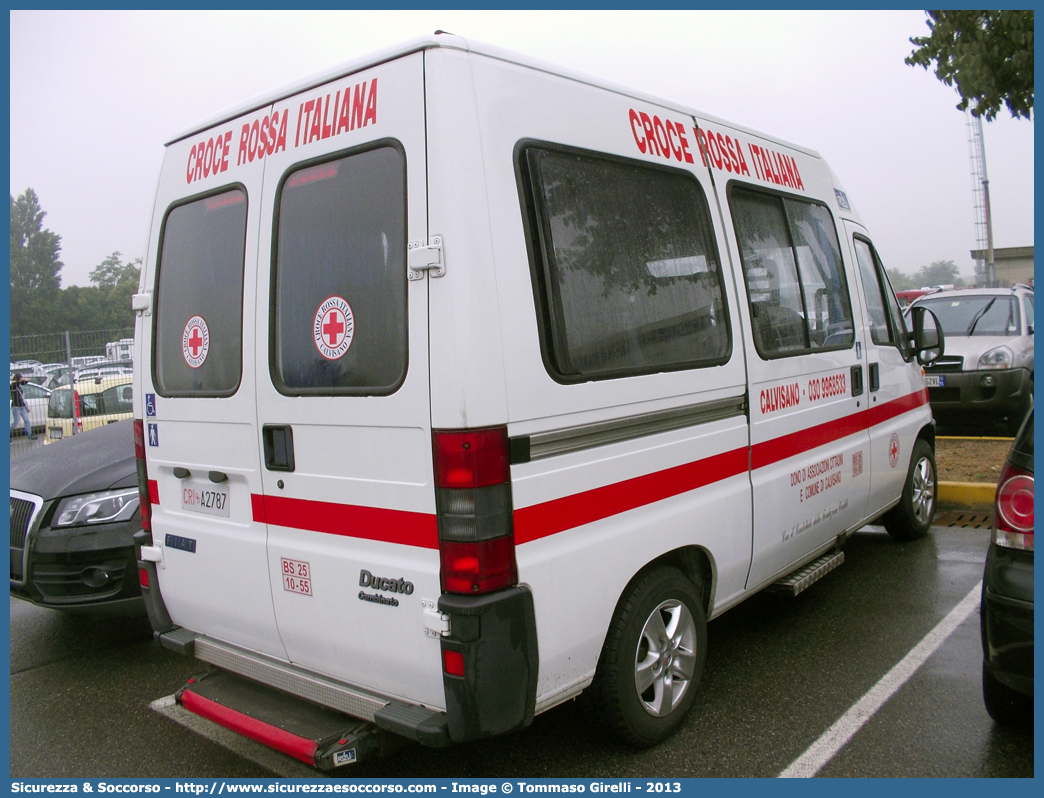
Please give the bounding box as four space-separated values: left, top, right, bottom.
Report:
10 189 63 336
886 267 917 291
906 10 1034 120
55 252 142 332
89 250 141 289
916 260 964 287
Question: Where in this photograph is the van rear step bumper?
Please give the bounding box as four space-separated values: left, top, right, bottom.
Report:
770 550 845 596
177 670 397 770
158 630 451 749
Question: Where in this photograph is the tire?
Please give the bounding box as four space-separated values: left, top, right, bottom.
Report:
883 438 936 540
585 566 707 747
982 662 1032 726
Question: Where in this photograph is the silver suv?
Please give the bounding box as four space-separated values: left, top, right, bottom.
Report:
910 285 1034 434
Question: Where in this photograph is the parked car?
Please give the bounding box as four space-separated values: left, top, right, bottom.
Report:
73 365 134 383
895 288 931 308
980 407 1033 725
9 381 51 436
44 376 133 443
10 418 143 614
910 285 1034 433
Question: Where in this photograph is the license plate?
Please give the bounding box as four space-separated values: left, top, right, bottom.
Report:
925 375 945 387
48 428 62 440
180 482 230 517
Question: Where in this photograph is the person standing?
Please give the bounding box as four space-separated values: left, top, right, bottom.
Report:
10 372 34 440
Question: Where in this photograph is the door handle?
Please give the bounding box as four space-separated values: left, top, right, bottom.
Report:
850 365 864 397
869 362 880 393
263 425 296 472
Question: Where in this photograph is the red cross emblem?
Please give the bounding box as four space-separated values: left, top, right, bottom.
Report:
313 297 354 360
888 433 900 468
322 310 346 347
182 316 210 369
188 327 204 357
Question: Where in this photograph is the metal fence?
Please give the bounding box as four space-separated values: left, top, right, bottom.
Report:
10 328 134 459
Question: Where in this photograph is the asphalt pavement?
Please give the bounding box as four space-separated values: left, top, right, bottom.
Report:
8 523 1033 779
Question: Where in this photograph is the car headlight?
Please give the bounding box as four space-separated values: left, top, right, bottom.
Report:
53 488 140 527
978 346 1013 370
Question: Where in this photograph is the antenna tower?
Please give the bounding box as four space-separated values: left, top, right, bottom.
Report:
966 110 996 286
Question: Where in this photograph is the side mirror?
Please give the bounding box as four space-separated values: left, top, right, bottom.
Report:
910 306 945 365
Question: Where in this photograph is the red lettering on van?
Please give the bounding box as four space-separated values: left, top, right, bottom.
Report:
639 112 657 156
628 109 696 164
629 109 646 153
363 79 378 127
186 130 235 185
291 79 378 148
676 125 694 163
235 110 288 167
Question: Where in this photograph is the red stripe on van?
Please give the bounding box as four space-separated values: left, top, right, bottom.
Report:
751 387 928 470
513 446 749 545
869 387 929 427
252 494 439 549
244 389 927 547
750 412 867 471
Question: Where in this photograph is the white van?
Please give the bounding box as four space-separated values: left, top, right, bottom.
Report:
132 34 944 768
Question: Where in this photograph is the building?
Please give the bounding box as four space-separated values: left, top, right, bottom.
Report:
970 245 1034 287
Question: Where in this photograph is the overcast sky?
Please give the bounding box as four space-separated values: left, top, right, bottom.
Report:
10 9 1034 288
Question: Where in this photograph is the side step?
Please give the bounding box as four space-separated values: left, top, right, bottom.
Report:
770 550 845 596
176 670 396 770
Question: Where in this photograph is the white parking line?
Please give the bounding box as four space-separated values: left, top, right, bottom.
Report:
779 581 982 778
150 695 319 778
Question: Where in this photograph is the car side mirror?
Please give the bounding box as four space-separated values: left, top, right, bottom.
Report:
910 306 944 365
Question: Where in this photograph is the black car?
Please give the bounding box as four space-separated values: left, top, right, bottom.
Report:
10 419 143 614
980 407 1034 724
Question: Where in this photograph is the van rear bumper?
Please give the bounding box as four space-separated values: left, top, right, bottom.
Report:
439 585 539 742
157 629 454 748
148 583 539 749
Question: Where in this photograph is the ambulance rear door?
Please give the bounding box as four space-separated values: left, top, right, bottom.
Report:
142 109 286 659
252 53 442 708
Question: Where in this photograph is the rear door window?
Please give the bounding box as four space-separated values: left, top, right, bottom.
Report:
271 145 407 395
153 188 248 396
522 146 730 382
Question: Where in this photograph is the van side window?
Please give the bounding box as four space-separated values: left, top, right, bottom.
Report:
523 146 730 382
853 237 912 358
272 146 407 395
730 187 854 358
154 188 247 396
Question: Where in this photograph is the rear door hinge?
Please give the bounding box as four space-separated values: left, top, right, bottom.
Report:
421 598 451 637
408 236 444 281
132 291 153 316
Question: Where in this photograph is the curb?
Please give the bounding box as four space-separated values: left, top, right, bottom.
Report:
938 481 996 508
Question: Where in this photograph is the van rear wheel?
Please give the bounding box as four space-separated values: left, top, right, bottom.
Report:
586 566 706 747
883 438 936 540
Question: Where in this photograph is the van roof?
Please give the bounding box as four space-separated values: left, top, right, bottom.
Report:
168 32 820 160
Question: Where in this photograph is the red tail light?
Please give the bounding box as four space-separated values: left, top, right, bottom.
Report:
133 419 153 533
443 648 465 677
993 461 1033 550
433 427 517 595
139 567 150 588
